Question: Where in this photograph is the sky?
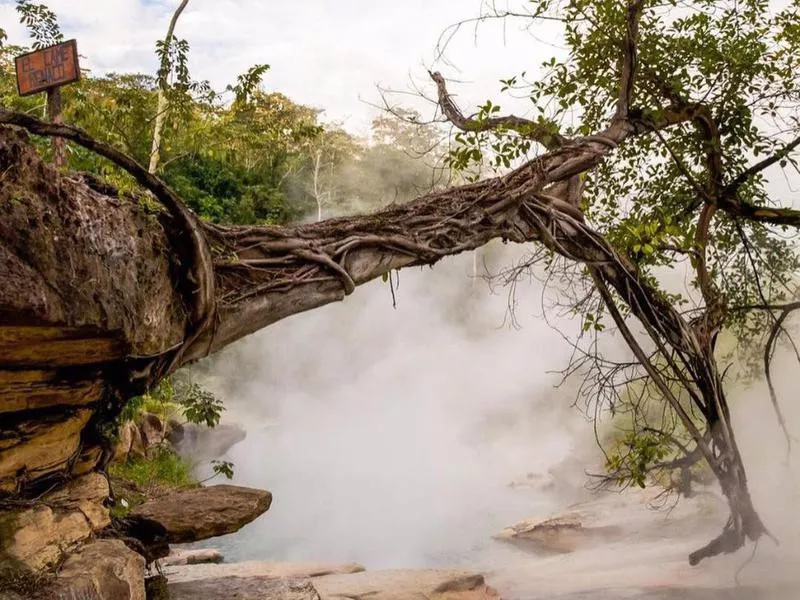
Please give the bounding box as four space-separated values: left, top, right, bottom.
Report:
0 0 561 135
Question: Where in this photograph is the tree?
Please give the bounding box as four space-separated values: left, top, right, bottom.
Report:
148 0 190 174
1 0 799 567
426 0 800 564
323 110 449 216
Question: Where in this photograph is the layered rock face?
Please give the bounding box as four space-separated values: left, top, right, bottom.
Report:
0 129 188 501
0 128 189 593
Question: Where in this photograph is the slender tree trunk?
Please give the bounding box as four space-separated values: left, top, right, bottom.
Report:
313 148 323 222
46 88 65 167
148 0 190 174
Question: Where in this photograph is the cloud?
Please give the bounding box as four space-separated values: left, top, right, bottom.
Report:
2 0 562 133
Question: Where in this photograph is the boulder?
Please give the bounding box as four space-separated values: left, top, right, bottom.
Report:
160 547 224 566
54 539 145 600
164 561 364 583
173 422 246 460
113 420 135 463
493 512 612 554
314 570 500 600
0 506 92 570
137 412 166 451
495 488 726 556
0 474 110 570
130 484 271 543
168 576 320 600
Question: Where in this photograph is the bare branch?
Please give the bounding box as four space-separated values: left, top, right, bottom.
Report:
725 134 800 196
763 303 800 455
428 71 565 150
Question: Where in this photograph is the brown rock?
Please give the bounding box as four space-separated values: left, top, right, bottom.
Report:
114 420 135 463
0 369 104 414
0 473 110 571
43 472 110 530
130 484 271 543
0 409 92 487
160 548 224 566
0 506 91 570
43 472 108 506
54 539 145 600
168 576 320 600
72 445 102 476
314 570 500 600
137 412 166 450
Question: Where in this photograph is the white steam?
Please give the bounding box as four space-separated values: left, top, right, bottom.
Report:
185 242 800 597
192 244 596 568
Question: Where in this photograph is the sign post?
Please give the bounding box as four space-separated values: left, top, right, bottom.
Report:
14 39 80 167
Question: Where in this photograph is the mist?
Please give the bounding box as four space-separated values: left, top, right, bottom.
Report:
188 244 597 568
184 241 800 597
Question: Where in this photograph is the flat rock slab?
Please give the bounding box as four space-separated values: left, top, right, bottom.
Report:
314 570 499 600
160 547 224 566
165 560 365 583
168 576 320 600
130 484 271 543
494 511 622 554
495 487 727 556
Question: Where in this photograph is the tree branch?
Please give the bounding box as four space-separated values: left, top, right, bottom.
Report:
614 0 646 121
428 71 565 150
725 134 800 196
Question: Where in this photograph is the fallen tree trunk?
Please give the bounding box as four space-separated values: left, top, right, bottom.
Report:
0 120 620 499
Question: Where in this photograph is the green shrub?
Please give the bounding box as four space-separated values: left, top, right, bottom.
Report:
110 447 194 489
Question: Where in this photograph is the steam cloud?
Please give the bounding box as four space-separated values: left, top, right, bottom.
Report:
186 244 800 597
191 245 593 568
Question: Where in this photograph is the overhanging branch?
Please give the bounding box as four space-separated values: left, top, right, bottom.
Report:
428 71 565 150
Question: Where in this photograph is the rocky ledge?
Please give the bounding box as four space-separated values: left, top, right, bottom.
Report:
130 484 271 543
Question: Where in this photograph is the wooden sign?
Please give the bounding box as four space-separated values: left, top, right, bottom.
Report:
15 39 80 97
